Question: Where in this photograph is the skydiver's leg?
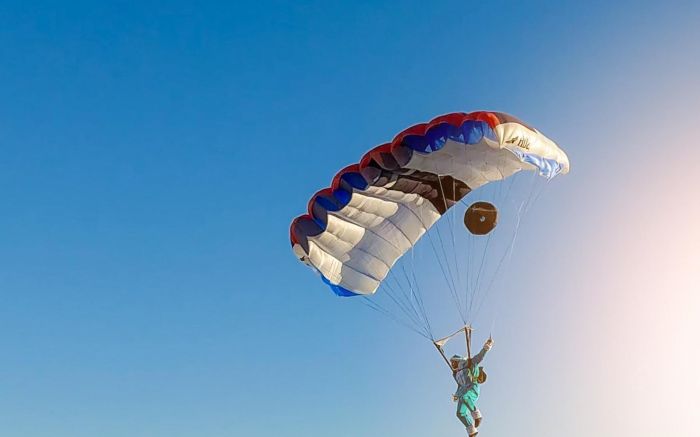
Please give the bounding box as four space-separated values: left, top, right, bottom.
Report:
472 408 483 427
464 389 481 435
456 399 478 436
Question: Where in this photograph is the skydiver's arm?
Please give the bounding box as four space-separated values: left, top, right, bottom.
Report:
471 338 494 365
471 347 488 365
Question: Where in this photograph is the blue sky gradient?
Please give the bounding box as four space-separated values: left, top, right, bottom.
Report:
1 1 699 436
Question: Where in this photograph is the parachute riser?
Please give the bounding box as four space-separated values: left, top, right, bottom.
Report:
433 325 473 369
465 325 472 360
433 342 451 370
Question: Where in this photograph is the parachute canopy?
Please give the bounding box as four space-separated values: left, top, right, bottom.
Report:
290 111 569 297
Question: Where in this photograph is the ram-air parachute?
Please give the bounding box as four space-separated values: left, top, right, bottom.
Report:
290 111 569 341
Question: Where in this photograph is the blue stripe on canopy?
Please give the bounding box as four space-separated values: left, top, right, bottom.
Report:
321 275 359 297
401 120 496 153
512 150 564 179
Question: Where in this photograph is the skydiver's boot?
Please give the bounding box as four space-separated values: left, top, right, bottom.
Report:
467 424 478 437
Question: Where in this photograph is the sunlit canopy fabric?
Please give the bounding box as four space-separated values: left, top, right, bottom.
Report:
290 111 569 296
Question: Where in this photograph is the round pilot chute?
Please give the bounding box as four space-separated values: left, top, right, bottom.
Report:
464 202 498 235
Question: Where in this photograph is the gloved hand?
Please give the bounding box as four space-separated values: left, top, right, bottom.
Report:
452 395 458 402
484 338 494 350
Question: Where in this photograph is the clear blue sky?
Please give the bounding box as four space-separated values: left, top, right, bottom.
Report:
1 1 699 436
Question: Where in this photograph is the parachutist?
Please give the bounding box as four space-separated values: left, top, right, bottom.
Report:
449 338 493 436
290 110 569 433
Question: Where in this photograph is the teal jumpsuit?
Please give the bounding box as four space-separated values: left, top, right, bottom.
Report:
452 345 489 435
